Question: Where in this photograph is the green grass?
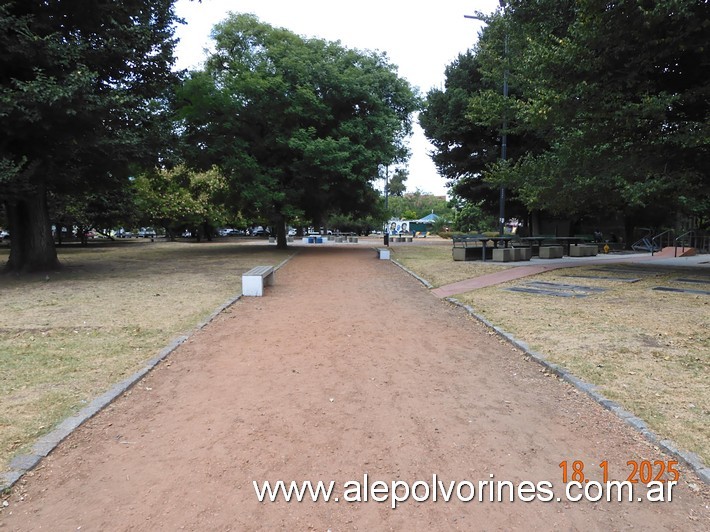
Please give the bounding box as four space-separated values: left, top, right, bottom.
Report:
0 239 292 469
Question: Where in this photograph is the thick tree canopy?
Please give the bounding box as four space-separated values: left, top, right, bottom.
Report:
134 165 231 239
485 0 710 223
0 0 181 271
419 51 503 211
176 14 421 247
423 0 709 231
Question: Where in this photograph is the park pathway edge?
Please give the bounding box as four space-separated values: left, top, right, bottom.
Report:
0 252 298 492
389 257 710 485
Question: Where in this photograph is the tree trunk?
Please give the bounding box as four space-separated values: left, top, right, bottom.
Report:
530 210 541 236
3 187 61 273
203 221 213 242
276 215 287 249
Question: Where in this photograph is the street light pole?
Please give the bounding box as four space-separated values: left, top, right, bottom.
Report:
499 25 508 236
384 165 390 246
465 0 508 235
385 165 389 211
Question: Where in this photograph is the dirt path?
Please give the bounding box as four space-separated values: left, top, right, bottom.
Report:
1 246 708 530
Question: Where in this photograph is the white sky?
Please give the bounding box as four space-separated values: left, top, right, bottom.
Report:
173 0 500 196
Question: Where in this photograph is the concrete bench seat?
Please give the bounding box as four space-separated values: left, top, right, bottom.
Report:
512 247 532 261
242 265 275 296
539 246 563 259
569 244 598 257
492 248 514 262
377 248 390 260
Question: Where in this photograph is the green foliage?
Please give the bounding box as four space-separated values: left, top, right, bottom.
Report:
424 1 709 231
0 0 180 191
452 200 496 233
419 51 501 207
134 165 230 236
386 168 408 197
481 0 710 222
386 191 452 220
325 213 382 235
49 188 140 238
177 14 421 243
1 0 182 270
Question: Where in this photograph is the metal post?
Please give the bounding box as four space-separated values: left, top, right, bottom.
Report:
499 28 508 236
384 165 389 246
465 2 508 236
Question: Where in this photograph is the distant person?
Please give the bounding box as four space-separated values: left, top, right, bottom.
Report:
593 229 603 243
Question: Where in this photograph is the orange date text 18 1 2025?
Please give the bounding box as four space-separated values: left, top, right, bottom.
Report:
559 460 680 484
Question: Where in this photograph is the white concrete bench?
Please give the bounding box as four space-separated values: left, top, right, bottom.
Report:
512 247 532 261
242 265 275 296
377 247 390 260
569 244 598 257
539 246 563 259
492 248 514 262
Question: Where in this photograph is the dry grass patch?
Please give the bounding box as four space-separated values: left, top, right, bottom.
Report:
351 243 709 464
0 240 291 470
390 241 511 288
456 264 709 464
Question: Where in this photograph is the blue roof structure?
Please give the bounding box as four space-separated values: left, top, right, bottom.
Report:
412 213 439 223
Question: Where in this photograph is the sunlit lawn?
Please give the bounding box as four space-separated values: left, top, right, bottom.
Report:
0 239 292 471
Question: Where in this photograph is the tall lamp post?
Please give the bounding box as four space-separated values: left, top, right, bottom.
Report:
383 165 390 246
465 0 508 235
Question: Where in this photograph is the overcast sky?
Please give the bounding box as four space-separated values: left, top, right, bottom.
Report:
173 0 501 196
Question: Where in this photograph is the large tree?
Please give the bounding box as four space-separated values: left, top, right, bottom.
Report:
420 46 535 221
424 1 709 236
482 0 710 231
176 14 421 248
0 0 181 272
420 51 501 209
134 165 231 240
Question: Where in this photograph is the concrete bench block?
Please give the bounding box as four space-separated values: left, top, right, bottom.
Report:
492 248 514 262
452 247 468 261
513 247 532 261
242 265 275 296
377 248 390 260
581 244 598 256
539 246 563 259
569 245 598 257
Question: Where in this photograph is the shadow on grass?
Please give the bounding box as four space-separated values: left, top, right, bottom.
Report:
0 239 291 283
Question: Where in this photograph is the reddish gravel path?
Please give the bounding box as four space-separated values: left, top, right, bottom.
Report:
1 246 708 530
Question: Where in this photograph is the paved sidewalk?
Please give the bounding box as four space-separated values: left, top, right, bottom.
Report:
1 247 708 530
432 252 710 297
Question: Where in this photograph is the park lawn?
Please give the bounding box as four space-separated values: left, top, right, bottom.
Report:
390 242 511 287
451 265 709 465
0 240 292 471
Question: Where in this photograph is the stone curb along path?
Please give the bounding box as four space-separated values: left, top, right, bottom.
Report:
0 254 297 492
446 298 710 485
390 257 710 485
